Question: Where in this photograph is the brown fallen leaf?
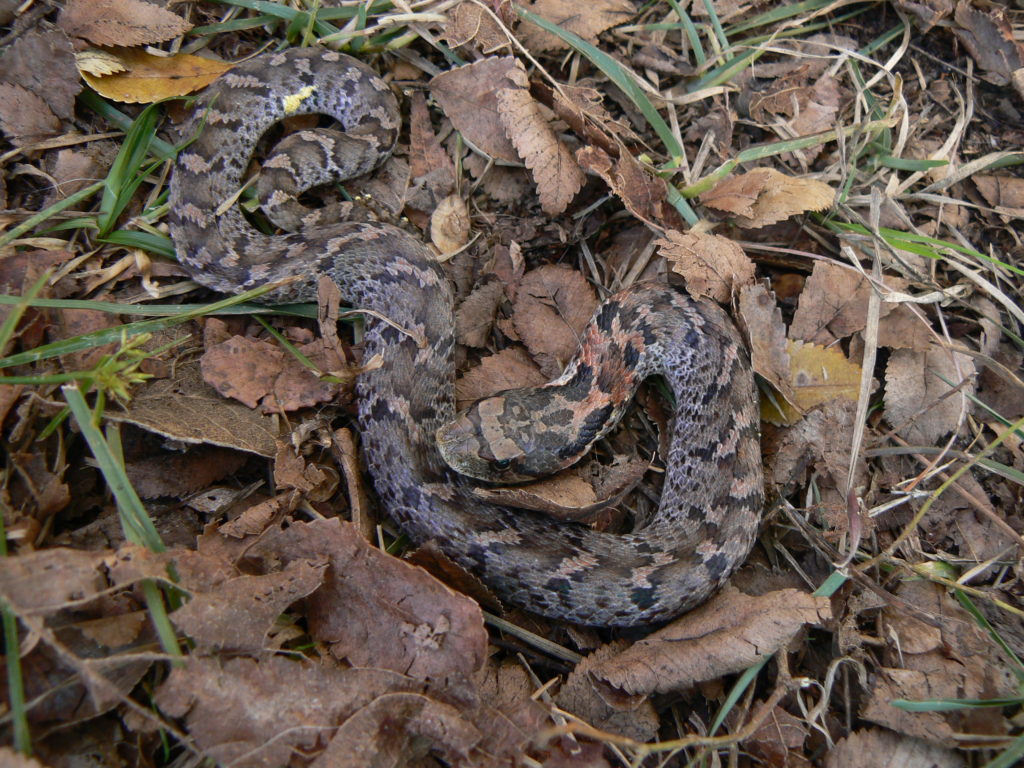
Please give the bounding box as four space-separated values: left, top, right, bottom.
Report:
762 340 862 426
0 548 105 614
554 640 660 741
253 518 488 697
738 282 796 408
431 194 471 256
703 167 835 228
951 1 1023 86
455 280 506 348
171 559 326 652
497 65 584 215
974 174 1024 218
0 82 61 145
513 265 598 376
0 30 80 121
577 145 678 230
517 0 636 53
656 230 755 303
125 445 248 499
429 57 521 163
444 1 511 54
741 703 809 766
455 346 548 410
155 657 428 768
107 362 279 457
79 48 234 104
883 344 976 444
59 0 191 47
826 728 965 768
589 587 831 695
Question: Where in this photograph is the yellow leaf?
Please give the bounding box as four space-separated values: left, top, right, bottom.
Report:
761 339 861 426
80 48 233 104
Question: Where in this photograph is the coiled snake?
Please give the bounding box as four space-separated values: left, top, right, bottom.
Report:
168 48 764 626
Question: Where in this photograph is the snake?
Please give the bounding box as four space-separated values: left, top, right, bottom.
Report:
168 47 764 627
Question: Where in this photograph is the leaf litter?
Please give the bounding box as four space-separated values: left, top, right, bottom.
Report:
0 0 1022 766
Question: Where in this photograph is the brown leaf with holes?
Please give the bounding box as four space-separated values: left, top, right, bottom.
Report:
884 344 976 444
703 168 835 228
590 587 831 694
80 48 234 103
497 65 584 215
513 265 598 376
171 559 326 652
455 346 548 410
430 57 520 163
761 340 862 425
0 83 61 145
517 0 636 53
59 0 191 47
252 518 487 697
657 230 755 303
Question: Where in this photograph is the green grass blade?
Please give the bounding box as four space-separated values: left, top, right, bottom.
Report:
0 513 31 753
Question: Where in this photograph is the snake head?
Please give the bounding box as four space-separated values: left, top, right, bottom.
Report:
436 390 579 484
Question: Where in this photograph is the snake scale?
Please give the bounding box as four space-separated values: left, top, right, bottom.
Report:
168 48 764 626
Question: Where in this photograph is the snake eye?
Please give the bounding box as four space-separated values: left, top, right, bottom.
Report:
492 458 513 472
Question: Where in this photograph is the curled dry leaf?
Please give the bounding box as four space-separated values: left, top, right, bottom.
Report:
497 65 584 215
513 265 598 377
430 194 471 257
429 57 520 163
656 230 755 303
554 640 660 741
577 145 677 229
738 281 796 406
79 48 234 104
59 0 191 47
761 340 862 426
253 518 488 696
588 587 831 695
703 167 835 228
883 344 976 444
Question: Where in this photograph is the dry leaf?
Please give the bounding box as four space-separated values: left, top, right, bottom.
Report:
80 48 234 103
951 1 1023 85
589 587 831 694
59 0 191 47
703 167 835 228
883 344 976 444
0 30 80 121
974 174 1024 218
790 261 904 345
0 82 61 145
496 65 584 215
517 0 636 53
430 194 471 256
656 230 755 303
455 280 505 348
454 346 547 410
738 282 796 406
577 145 676 229
444 2 511 53
827 729 965 768
429 57 520 163
512 265 598 376
762 340 862 426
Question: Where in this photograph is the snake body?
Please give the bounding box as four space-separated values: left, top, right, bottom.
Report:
168 48 764 626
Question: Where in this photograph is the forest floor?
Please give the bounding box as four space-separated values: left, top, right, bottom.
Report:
0 1 1023 766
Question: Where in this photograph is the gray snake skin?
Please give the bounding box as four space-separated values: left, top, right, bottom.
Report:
168 48 764 626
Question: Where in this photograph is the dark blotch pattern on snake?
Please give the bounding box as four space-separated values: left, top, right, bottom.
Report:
168 48 764 626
